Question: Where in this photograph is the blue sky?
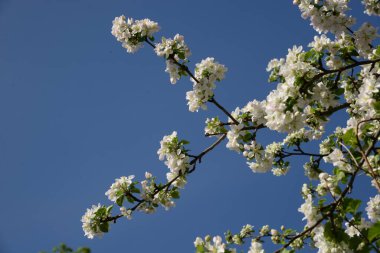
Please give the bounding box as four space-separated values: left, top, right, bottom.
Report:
0 1 376 252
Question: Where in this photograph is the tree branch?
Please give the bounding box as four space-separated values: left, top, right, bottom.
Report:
102 133 227 223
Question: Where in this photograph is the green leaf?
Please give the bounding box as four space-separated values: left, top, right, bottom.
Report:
342 128 358 147
177 52 185 60
130 187 140 194
324 221 335 242
106 205 113 214
116 196 124 207
342 198 361 214
368 222 380 242
180 139 190 145
375 45 380 56
335 88 344 96
98 222 109 233
324 221 348 243
171 189 180 199
75 248 91 253
374 101 380 114
126 195 135 203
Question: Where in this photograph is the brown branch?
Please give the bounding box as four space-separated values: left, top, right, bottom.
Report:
102 133 227 223
318 103 350 117
275 126 380 253
300 58 380 93
144 38 239 124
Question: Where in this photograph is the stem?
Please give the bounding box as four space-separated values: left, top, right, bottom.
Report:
300 58 380 93
275 127 380 253
144 38 239 124
103 133 227 223
209 97 239 125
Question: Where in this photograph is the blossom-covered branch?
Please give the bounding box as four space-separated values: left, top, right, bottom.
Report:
81 1 380 252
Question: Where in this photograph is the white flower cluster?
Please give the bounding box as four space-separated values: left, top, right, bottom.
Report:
165 60 180 84
205 117 226 136
247 240 264 253
120 206 132 220
366 194 380 222
362 0 380 16
105 175 135 203
155 34 190 59
351 65 380 121
241 100 267 126
312 225 353 253
354 23 378 58
265 46 315 132
225 101 297 175
298 194 322 227
137 172 157 213
186 57 227 112
259 225 270 236
137 171 177 213
344 218 371 237
310 82 340 110
294 0 355 34
309 33 355 69
323 148 354 173
194 235 235 253
157 131 190 188
155 34 191 84
81 204 111 239
111 15 159 53
308 34 332 52
282 128 312 146
226 124 245 152
225 107 249 152
316 172 338 196
265 41 344 133
319 137 334 155
247 142 283 174
239 224 254 238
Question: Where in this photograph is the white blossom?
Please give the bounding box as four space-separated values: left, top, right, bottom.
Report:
157 131 190 187
111 16 159 53
366 195 380 222
316 172 338 196
205 117 226 136
313 225 353 253
351 65 380 122
120 207 132 220
165 59 181 84
81 204 108 239
344 218 371 237
308 34 332 52
260 225 270 236
248 240 265 253
242 99 267 126
105 175 135 203
323 148 354 173
354 23 378 57
194 235 235 253
298 194 321 227
155 34 191 84
264 46 319 133
282 128 312 146
239 224 254 237
155 34 190 59
226 123 245 153
294 0 355 34
186 57 227 112
362 0 380 16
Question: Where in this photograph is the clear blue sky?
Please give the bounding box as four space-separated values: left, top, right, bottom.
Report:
0 1 376 252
